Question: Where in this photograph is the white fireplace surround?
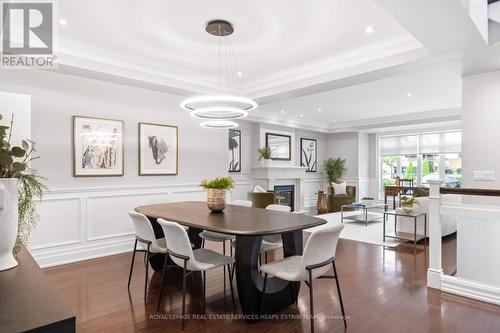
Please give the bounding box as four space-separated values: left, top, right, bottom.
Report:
251 165 324 212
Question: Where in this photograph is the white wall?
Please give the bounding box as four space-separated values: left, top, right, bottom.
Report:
462 70 500 188
0 70 256 267
0 91 31 147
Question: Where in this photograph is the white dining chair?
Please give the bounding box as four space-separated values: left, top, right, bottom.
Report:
260 204 291 263
127 211 167 302
157 218 236 329
259 224 346 333
199 200 253 282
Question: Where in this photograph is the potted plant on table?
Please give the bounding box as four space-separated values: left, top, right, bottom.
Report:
0 114 46 271
257 147 272 166
400 196 418 215
200 176 234 213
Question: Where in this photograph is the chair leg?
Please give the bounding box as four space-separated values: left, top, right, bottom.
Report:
260 273 268 318
157 253 169 311
265 251 268 264
203 271 206 302
181 260 188 330
308 270 315 333
144 244 150 303
223 241 227 290
201 238 205 249
127 239 138 289
227 264 236 313
332 261 347 328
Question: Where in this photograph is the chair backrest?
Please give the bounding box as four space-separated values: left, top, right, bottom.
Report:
231 199 253 207
301 224 344 278
157 218 195 268
128 211 158 244
266 204 291 212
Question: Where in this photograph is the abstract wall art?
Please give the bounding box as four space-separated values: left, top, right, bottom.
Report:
228 129 241 172
73 116 124 177
138 122 178 175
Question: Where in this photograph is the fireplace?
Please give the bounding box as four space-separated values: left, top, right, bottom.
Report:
274 185 295 211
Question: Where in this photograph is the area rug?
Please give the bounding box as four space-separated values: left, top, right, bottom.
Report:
304 212 406 248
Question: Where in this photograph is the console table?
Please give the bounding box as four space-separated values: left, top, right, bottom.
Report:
0 246 75 332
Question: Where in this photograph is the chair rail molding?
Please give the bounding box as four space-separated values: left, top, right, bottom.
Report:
30 181 250 268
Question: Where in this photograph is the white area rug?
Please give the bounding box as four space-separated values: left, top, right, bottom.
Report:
305 212 406 248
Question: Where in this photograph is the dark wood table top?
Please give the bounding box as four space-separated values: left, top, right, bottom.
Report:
135 201 326 236
0 246 75 332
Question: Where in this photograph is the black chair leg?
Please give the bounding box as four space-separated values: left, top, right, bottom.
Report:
332 261 347 328
157 253 170 311
223 242 227 290
260 273 268 318
265 251 268 264
181 260 188 330
144 244 150 303
227 264 236 313
127 239 137 289
201 238 205 249
308 270 315 333
203 271 206 302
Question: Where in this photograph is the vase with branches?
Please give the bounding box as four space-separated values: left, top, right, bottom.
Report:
323 156 347 183
0 113 46 270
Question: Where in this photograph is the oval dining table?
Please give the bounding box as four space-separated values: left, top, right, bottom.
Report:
135 201 326 321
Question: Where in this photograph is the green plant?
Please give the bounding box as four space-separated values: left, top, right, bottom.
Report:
323 156 347 183
400 196 418 207
257 147 272 161
0 113 47 245
200 176 234 190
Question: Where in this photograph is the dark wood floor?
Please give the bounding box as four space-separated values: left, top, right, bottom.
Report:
43 236 500 333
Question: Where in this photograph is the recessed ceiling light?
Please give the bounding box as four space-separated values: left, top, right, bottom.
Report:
237 71 243 77
317 107 322 112
406 92 413 97
300 114 304 118
365 26 375 34
58 19 67 26
280 110 285 114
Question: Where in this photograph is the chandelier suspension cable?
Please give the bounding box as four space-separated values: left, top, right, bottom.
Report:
181 19 258 129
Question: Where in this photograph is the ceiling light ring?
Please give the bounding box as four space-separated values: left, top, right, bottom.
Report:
189 108 248 120
180 95 258 112
200 120 239 129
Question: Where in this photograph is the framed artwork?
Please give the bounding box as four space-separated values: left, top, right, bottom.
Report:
228 129 241 172
266 132 291 161
138 122 178 175
73 116 124 177
300 138 317 172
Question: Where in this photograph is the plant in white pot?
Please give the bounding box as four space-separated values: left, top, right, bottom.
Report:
0 114 46 271
257 147 272 166
200 176 234 213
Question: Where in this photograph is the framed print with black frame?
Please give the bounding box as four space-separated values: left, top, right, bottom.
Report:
300 138 317 172
265 132 291 161
228 129 241 172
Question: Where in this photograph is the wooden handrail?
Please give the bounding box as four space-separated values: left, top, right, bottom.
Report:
439 187 500 196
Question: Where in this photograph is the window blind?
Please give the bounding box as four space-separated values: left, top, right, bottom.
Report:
419 131 461 154
379 135 418 156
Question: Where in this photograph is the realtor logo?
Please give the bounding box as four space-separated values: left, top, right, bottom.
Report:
1 1 56 68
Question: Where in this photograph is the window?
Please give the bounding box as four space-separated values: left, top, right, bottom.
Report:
378 131 462 197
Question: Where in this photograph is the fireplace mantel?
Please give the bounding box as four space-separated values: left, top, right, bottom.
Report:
251 165 307 179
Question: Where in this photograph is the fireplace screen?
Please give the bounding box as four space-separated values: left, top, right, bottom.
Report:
274 185 295 211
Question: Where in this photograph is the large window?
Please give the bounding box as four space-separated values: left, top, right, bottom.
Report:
378 131 462 197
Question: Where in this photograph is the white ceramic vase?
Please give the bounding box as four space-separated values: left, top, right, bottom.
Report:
0 178 19 271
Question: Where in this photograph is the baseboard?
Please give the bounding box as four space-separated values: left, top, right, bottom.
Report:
427 268 443 289
441 275 500 306
32 234 135 268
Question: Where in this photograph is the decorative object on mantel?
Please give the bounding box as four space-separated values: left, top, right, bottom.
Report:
73 116 124 177
179 20 258 129
316 191 329 215
300 138 317 172
0 113 46 271
200 176 234 213
265 132 291 161
228 129 241 172
257 146 272 166
138 122 178 175
399 196 419 215
324 156 347 183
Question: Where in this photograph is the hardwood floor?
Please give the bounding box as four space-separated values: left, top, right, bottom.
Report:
43 236 500 333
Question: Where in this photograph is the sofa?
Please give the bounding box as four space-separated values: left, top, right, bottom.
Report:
396 195 458 237
327 185 356 213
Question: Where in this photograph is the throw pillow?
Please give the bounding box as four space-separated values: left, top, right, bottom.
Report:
331 181 347 195
413 187 429 197
253 185 268 193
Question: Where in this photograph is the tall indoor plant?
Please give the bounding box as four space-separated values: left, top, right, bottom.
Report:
200 176 234 213
323 156 347 183
0 114 46 271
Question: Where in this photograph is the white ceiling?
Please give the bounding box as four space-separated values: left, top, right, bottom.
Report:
50 0 500 132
